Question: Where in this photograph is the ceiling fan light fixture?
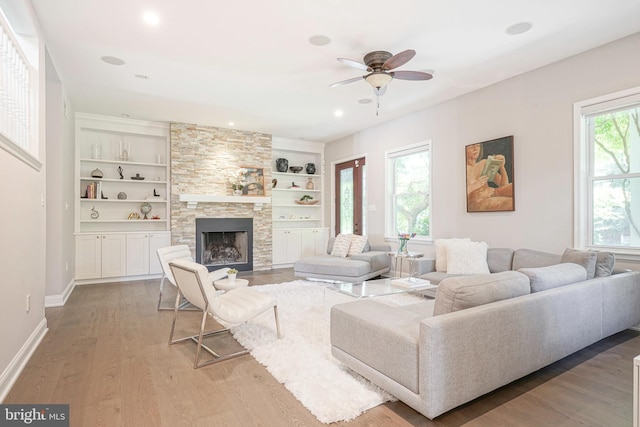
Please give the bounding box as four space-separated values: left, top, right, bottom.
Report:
365 72 393 90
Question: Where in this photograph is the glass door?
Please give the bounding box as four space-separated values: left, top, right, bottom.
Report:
335 157 366 235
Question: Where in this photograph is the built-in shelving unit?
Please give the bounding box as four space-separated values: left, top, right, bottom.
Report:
271 137 328 266
75 113 171 282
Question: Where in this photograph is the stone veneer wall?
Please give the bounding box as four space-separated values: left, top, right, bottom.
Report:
170 122 272 270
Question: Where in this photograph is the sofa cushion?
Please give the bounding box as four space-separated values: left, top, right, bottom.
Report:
347 234 368 256
433 271 530 316
445 241 490 274
512 249 561 270
487 248 515 273
595 251 615 277
331 300 425 393
518 263 587 292
561 248 597 279
331 233 352 257
350 251 390 272
420 271 465 286
294 255 371 277
435 238 470 272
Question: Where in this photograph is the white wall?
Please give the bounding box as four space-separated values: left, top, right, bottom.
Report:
0 1 48 400
44 49 75 305
325 32 640 262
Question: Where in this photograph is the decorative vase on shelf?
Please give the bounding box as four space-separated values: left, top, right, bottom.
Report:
305 163 316 174
233 189 243 196
306 177 314 190
276 158 289 172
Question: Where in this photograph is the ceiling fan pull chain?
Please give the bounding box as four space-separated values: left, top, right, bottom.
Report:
376 95 380 116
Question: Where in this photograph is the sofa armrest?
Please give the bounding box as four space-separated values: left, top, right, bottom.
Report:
350 251 391 270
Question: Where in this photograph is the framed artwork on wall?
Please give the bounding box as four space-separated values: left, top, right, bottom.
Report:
242 166 265 196
465 136 515 212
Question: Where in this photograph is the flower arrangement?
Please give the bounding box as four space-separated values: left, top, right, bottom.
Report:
228 168 247 193
397 232 416 255
227 268 238 274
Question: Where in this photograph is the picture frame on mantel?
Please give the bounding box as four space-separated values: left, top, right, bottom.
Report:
465 135 514 212
242 166 265 196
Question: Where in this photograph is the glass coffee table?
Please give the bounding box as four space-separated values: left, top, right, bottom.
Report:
326 277 437 299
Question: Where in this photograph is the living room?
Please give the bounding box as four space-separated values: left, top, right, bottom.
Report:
2 0 640 425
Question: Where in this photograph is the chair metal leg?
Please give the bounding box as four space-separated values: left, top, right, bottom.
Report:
157 276 167 310
159 276 198 311
274 306 282 339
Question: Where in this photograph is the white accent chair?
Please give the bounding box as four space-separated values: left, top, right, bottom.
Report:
168 259 281 368
156 245 228 310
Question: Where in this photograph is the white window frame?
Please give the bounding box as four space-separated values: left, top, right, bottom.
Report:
574 86 640 260
385 140 432 241
0 2 40 170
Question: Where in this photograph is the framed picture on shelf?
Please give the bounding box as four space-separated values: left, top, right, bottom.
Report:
465 135 514 212
242 166 265 196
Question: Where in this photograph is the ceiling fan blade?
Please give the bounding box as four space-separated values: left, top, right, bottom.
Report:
391 70 433 81
337 57 372 72
330 76 365 87
382 49 416 70
373 86 387 96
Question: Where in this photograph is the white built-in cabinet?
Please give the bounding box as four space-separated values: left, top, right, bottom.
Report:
271 137 327 266
75 114 171 282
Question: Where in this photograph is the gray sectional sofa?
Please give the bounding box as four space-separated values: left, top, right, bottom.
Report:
293 237 391 282
330 247 640 419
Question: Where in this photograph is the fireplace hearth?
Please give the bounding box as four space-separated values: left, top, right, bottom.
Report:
195 218 253 272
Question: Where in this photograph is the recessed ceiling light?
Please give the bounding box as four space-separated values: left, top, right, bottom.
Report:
334 110 344 117
505 22 533 35
228 122 235 127
358 98 372 104
309 35 331 46
101 56 125 65
143 11 160 25
134 74 149 80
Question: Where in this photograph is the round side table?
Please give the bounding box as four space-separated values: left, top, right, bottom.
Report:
214 278 249 291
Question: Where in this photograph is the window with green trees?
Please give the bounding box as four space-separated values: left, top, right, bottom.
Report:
386 142 431 238
576 89 640 253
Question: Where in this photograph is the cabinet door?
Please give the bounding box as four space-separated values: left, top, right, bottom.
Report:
286 229 302 263
101 234 127 278
76 234 102 279
149 233 171 274
300 229 317 259
315 228 329 255
273 230 302 264
126 234 150 276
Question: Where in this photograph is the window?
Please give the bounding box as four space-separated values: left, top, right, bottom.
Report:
386 141 431 239
574 88 640 255
0 2 40 169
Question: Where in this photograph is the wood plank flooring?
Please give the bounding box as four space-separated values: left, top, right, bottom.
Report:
6 268 640 426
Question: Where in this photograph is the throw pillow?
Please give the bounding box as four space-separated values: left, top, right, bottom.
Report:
330 233 352 257
434 271 530 315
347 234 368 256
518 263 587 292
594 251 615 277
445 240 490 274
435 238 470 272
561 248 597 280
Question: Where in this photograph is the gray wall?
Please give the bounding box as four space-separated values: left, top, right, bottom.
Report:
325 32 640 269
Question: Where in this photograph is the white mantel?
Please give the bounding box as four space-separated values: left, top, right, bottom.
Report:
179 194 271 211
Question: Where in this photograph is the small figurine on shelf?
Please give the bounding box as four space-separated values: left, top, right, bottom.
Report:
117 166 124 180
290 182 299 188
90 206 99 219
153 188 160 197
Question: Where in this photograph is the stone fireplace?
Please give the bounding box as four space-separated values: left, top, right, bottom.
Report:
170 122 272 271
196 217 253 271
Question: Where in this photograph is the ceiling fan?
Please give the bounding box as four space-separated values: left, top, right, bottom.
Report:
330 49 433 97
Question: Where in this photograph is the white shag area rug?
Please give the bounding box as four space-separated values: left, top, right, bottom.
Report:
228 280 427 424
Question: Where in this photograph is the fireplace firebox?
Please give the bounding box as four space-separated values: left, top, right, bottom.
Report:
195 218 253 272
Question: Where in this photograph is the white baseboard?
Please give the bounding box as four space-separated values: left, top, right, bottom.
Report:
0 318 48 402
45 278 76 308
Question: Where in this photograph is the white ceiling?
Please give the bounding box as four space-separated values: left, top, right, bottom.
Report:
31 0 640 143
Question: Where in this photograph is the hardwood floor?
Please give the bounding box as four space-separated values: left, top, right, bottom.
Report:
6 268 640 426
